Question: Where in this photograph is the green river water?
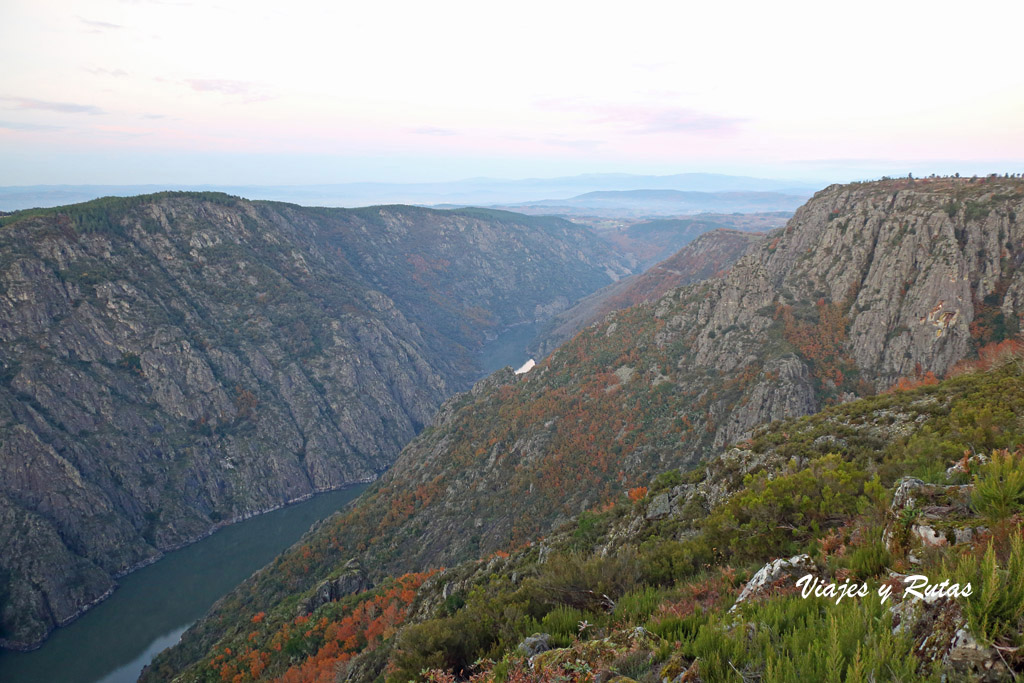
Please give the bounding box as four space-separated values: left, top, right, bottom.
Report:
0 484 368 683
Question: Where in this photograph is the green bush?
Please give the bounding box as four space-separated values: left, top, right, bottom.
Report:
637 540 696 585
952 534 1024 646
570 510 607 550
610 648 653 679
647 610 707 643
678 594 935 682
535 551 640 612
613 586 664 624
845 538 892 579
540 606 588 645
971 450 1024 522
389 610 493 682
703 454 868 562
650 469 684 493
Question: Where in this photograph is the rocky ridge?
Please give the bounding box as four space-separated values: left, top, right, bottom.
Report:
531 228 764 356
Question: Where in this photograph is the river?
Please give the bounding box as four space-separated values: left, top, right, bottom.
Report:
479 322 539 375
0 484 368 683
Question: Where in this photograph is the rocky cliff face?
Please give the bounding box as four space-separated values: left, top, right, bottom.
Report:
532 228 764 356
0 193 629 650
145 177 1024 679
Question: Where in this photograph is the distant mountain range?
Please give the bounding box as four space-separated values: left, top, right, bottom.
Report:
477 189 808 218
0 173 822 212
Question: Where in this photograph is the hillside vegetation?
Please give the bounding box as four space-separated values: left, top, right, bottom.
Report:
146 177 1024 680
153 349 1024 682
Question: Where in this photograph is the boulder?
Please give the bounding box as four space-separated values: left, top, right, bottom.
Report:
518 633 551 658
730 554 817 611
297 559 371 616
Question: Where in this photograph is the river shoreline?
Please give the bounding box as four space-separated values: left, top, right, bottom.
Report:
0 481 372 663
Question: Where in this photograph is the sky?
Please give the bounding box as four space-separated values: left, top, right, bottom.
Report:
2 0 1023 186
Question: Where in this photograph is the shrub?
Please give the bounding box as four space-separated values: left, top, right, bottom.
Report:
613 586 664 624
540 606 588 645
703 454 868 562
610 648 653 679
650 469 684 493
971 449 1024 523
678 594 935 682
845 539 892 579
570 511 606 551
535 551 640 612
389 611 491 682
637 540 696 585
952 534 1024 646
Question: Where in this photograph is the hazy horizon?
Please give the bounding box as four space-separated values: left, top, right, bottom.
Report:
0 171 824 212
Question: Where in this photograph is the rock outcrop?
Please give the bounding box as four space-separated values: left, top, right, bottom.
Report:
532 228 763 356
297 560 371 617
884 477 981 563
730 554 818 611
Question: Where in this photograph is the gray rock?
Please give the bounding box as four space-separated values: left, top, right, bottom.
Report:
299 561 372 616
730 554 817 611
891 477 927 512
645 493 671 520
518 633 552 657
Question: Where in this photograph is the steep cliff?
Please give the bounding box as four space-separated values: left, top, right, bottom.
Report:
146 176 1024 678
0 193 629 650
532 228 764 356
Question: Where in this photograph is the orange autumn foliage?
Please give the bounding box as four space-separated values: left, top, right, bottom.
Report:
778 299 853 387
889 371 939 392
208 572 433 683
273 572 433 683
627 486 648 502
948 339 1024 377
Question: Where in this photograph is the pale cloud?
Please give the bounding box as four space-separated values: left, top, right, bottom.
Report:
185 79 272 103
0 97 105 115
0 120 64 132
86 67 129 78
412 126 458 136
606 107 743 135
78 17 123 32
537 98 743 136
542 137 602 150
